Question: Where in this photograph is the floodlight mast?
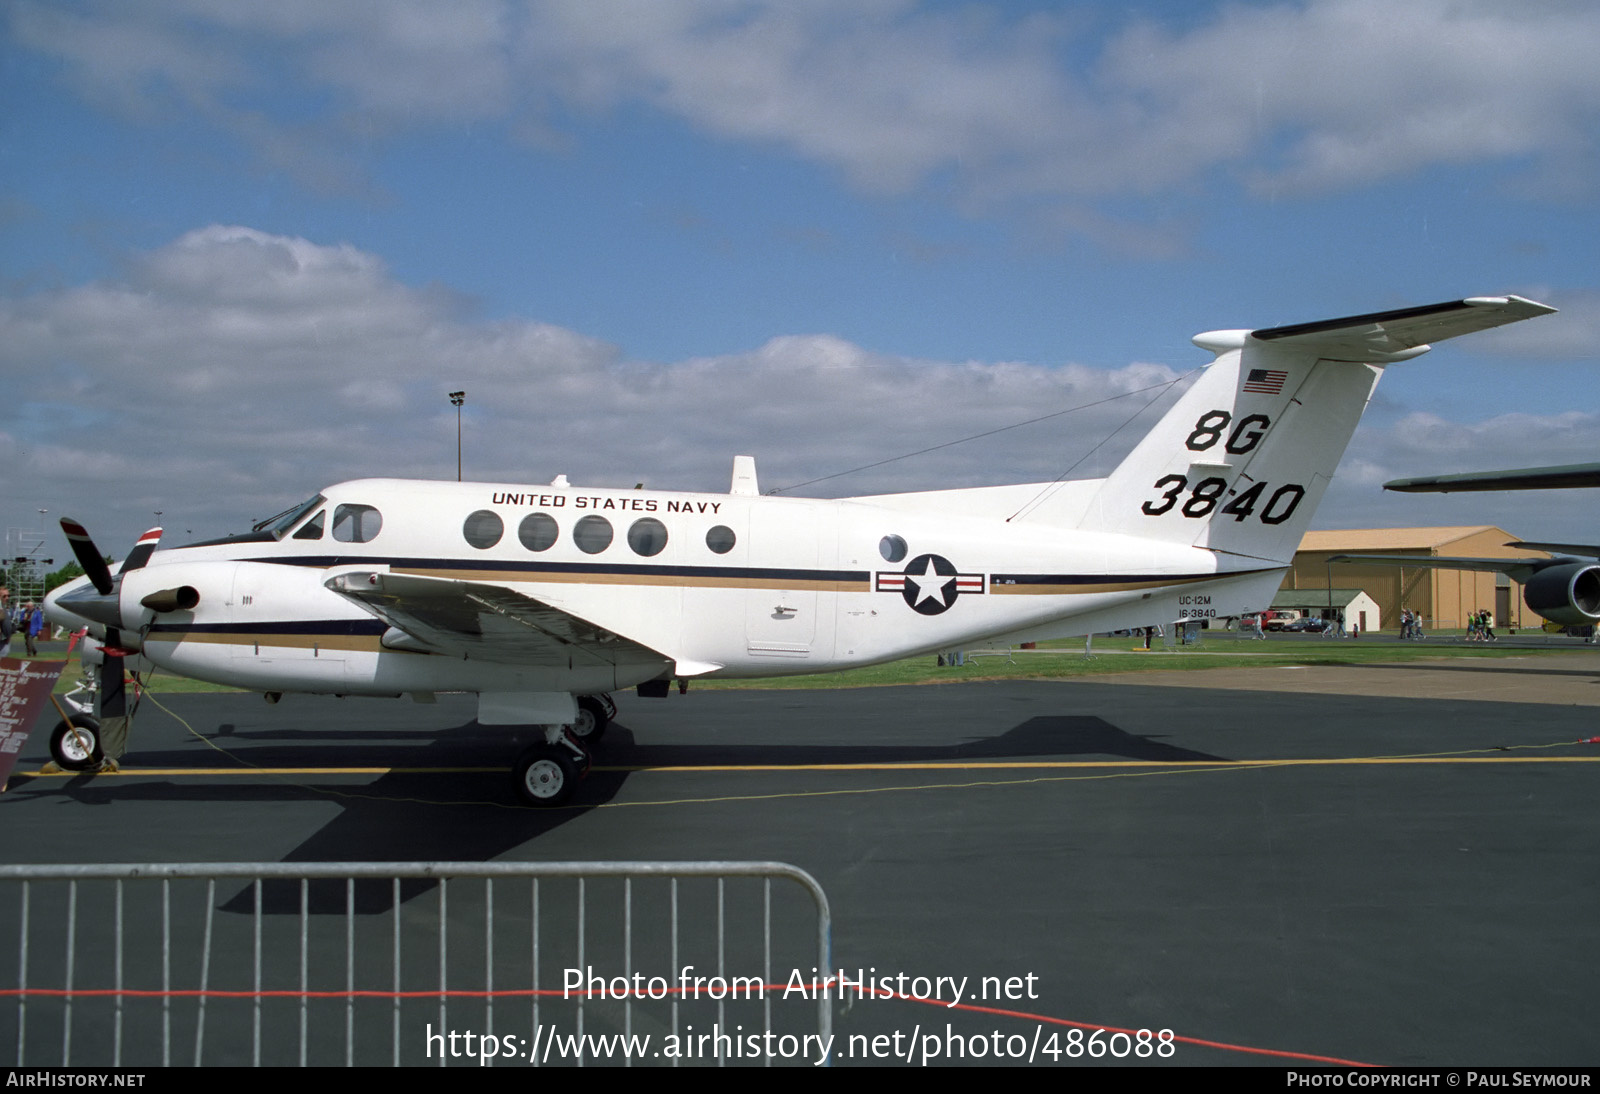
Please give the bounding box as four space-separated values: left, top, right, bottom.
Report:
449 391 466 481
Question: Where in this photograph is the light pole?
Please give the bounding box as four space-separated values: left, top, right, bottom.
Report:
449 391 466 481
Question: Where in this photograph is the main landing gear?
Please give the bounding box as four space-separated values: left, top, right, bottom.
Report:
510 693 613 807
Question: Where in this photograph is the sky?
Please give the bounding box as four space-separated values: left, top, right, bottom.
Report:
3 0 1598 565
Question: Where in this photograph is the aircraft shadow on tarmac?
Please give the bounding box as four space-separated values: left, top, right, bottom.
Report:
16 712 1230 915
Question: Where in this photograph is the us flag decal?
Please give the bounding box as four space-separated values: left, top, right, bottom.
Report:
1242 368 1287 395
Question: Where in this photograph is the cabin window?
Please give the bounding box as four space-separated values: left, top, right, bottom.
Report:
627 517 669 557
463 509 504 550
879 534 907 563
291 510 325 540
518 513 559 552
705 525 736 554
332 503 383 543
573 515 613 554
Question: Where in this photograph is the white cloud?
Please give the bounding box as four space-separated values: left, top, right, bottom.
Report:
14 1 1600 212
0 226 1186 547
4 225 1593 551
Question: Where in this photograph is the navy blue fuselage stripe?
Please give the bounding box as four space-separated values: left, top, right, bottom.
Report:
146 619 388 636
159 545 1273 589
990 568 1272 586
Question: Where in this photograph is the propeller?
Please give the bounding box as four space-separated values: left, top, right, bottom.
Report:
49 521 165 632
44 521 171 773
59 517 115 596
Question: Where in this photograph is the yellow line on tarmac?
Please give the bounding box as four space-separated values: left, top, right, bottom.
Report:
20 754 1600 778
601 756 1600 772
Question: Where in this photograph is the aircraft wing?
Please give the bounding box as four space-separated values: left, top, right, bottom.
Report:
1508 541 1600 558
1384 463 1600 493
325 570 672 669
1327 553 1550 581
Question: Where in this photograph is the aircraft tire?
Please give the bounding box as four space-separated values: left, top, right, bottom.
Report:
572 695 610 744
50 714 104 772
514 745 580 807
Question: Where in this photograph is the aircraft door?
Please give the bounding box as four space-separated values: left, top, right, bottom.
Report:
745 503 818 660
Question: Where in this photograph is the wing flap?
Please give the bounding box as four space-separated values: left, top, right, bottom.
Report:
326 570 671 668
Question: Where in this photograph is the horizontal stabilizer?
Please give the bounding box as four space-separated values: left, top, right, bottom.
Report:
1251 295 1556 361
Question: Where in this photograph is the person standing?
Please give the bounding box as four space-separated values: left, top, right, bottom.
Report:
0 588 12 656
23 602 43 656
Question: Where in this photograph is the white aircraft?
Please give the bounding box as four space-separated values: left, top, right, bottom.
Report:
44 294 1556 804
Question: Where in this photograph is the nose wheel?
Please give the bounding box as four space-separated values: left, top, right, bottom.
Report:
49 714 104 772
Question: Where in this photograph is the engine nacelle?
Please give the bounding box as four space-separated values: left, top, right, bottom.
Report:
1523 562 1600 627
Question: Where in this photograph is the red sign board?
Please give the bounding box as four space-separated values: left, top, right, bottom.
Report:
0 658 66 790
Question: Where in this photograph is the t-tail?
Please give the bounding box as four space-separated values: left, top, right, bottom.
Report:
1067 295 1556 564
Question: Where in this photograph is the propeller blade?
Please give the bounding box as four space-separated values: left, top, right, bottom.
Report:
119 528 163 575
60 518 114 595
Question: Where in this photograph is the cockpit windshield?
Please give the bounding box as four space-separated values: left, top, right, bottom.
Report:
253 495 327 540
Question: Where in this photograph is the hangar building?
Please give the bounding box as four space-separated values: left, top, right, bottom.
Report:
1284 527 1548 631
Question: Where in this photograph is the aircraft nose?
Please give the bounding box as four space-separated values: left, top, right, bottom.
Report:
47 575 121 629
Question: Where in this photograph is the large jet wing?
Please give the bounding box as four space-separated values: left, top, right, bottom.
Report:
1385 463 1600 493
1328 551 1600 629
325 570 672 670
1327 553 1549 581
1509 540 1600 557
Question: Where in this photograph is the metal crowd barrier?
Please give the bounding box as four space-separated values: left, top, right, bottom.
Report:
1 861 833 1067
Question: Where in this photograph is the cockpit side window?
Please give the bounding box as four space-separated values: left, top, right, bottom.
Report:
292 510 326 540
258 495 326 540
332 503 383 543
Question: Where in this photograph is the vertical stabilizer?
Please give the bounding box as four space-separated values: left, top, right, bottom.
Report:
1065 296 1556 564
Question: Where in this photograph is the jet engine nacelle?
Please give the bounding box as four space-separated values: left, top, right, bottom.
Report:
1523 562 1600 626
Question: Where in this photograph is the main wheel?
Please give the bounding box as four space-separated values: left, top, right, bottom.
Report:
513 745 580 807
50 714 103 771
571 695 610 744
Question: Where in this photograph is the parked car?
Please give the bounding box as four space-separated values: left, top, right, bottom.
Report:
1283 617 1329 632
1260 610 1300 632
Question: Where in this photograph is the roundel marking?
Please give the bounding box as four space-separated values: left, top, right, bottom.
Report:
901 553 958 614
874 553 985 614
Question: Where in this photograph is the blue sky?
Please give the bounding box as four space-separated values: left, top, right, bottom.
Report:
3 0 1598 555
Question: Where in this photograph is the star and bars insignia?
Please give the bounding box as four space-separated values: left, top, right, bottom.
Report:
875 553 985 615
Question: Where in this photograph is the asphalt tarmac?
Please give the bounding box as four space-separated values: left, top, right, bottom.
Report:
3 652 1598 1067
